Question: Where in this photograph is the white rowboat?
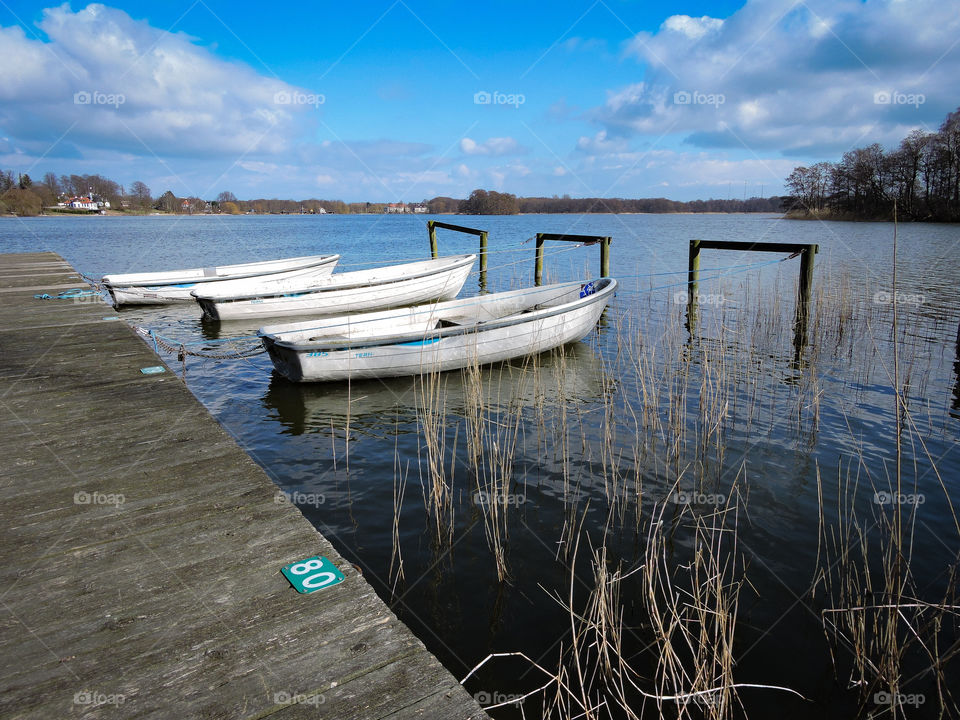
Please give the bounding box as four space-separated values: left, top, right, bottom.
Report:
103 254 340 306
258 278 616 382
193 254 476 321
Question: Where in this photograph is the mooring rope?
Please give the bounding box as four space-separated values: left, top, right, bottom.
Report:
612 256 789 294
472 242 591 275
77 272 106 291
130 252 794 361
33 288 101 300
133 326 266 361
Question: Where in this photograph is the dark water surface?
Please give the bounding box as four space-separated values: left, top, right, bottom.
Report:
5 213 960 718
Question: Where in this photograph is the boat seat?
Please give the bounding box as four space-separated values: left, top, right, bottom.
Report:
307 333 351 342
436 313 478 328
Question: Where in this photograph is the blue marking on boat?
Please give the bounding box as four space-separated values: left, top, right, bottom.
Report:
397 337 441 347
146 282 196 290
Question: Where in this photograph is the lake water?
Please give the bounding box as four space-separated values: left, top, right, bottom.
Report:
4 213 959 718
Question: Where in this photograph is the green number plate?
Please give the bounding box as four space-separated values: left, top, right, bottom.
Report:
281 555 345 594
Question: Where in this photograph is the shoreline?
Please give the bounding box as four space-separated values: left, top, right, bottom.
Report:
6 210 956 223
6 210 788 219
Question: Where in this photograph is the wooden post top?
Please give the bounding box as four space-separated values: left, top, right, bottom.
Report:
427 220 487 237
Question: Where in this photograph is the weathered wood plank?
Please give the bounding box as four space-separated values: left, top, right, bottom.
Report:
0 252 488 720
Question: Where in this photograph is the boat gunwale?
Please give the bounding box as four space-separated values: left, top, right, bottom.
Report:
192 254 477 303
102 254 340 288
262 278 616 353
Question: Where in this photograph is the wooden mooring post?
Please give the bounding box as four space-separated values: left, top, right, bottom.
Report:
534 233 611 286
686 239 819 345
427 220 488 287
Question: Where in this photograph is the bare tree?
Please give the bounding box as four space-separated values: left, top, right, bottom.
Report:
130 181 152 209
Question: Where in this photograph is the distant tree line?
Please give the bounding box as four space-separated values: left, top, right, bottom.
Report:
451 189 782 215
457 189 520 214
220 196 407 215
2 172 785 219
516 195 782 214
784 106 960 222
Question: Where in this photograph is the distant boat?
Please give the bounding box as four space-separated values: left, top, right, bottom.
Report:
193 254 476 321
103 254 340 306
258 278 616 382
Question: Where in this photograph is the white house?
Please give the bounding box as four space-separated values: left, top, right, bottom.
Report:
68 196 98 211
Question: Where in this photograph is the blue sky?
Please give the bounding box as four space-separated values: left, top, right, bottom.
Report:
0 0 957 202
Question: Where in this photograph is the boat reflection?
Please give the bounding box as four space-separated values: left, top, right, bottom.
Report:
261 341 612 436
199 316 264 340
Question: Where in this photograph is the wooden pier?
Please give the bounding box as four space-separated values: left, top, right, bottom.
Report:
0 252 488 719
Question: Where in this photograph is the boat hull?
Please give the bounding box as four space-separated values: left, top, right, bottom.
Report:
261 279 615 382
104 255 339 306
195 255 475 321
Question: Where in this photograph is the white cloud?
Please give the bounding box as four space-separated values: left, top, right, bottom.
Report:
460 136 526 157
660 15 723 40
569 147 798 196
0 4 314 165
602 0 960 157
238 161 279 174
576 130 629 155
